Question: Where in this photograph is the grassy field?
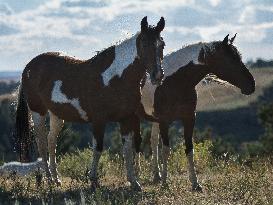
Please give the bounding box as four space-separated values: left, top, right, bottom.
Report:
1 143 273 205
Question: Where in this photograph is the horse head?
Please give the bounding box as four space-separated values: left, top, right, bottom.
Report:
199 34 255 95
137 16 165 85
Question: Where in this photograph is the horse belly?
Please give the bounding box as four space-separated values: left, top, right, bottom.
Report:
48 103 88 122
155 102 196 122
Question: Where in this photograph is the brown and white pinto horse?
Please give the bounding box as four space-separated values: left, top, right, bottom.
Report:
140 34 255 191
15 16 165 191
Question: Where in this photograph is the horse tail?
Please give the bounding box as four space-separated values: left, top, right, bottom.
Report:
135 103 159 123
15 84 32 162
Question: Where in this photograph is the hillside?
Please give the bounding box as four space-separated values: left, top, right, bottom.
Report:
194 68 273 141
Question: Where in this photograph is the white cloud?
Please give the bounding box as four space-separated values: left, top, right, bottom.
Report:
0 0 272 70
0 3 13 15
208 0 222 7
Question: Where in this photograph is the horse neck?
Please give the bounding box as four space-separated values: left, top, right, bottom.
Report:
175 64 209 89
127 58 147 86
190 65 210 88
163 42 214 78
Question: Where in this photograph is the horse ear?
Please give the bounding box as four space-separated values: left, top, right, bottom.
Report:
230 33 237 44
141 16 148 32
156 17 165 33
198 47 205 63
222 34 229 45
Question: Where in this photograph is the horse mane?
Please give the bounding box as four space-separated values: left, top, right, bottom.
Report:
86 33 139 63
164 42 203 58
87 46 114 63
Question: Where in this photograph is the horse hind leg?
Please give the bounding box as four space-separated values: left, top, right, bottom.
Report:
150 122 161 183
31 111 51 182
48 111 64 185
89 122 105 189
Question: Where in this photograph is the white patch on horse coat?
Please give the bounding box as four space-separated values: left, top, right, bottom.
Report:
48 111 64 181
141 42 215 115
51 80 88 121
162 145 170 182
155 39 163 73
123 133 137 182
150 123 161 177
102 34 139 86
162 42 213 77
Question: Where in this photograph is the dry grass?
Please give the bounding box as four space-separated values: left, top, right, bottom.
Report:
1 144 273 205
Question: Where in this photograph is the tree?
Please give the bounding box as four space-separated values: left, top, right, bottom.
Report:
258 103 273 155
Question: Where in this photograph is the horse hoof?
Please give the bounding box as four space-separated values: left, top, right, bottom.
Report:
131 181 142 192
55 178 62 186
161 181 169 189
91 179 100 191
153 173 162 183
192 183 203 192
46 177 54 185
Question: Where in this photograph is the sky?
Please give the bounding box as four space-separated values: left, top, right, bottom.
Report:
0 0 272 71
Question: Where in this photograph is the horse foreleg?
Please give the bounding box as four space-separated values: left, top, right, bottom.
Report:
48 111 64 186
31 112 51 182
159 122 170 185
182 115 202 192
89 122 105 188
123 133 141 191
132 116 141 177
120 117 141 191
150 122 161 183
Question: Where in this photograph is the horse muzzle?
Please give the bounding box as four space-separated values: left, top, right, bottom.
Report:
150 69 164 85
241 83 255 95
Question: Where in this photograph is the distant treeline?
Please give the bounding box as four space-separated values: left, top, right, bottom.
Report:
0 81 19 95
247 58 273 68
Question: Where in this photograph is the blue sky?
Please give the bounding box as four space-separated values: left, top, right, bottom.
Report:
0 0 272 71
